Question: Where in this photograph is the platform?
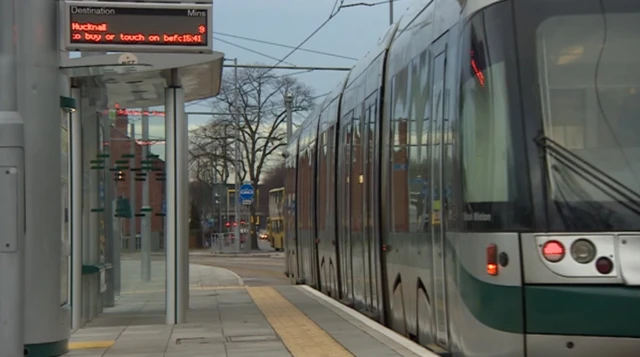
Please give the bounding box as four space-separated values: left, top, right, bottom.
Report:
65 261 437 357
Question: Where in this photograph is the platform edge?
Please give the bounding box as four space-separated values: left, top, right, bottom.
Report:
299 285 441 357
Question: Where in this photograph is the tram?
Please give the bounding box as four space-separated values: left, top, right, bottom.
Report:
267 187 285 251
284 0 640 356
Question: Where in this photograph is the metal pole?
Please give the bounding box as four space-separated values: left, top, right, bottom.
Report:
113 197 122 296
113 181 121 295
285 93 293 141
201 206 205 248
70 87 83 331
233 58 240 252
212 158 217 246
129 123 136 253
217 195 222 233
233 58 238 86
166 73 177 324
165 68 188 324
388 0 394 25
215 165 221 235
222 125 227 236
141 108 151 281
103 108 115 306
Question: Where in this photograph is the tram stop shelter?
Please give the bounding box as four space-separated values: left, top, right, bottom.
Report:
57 50 224 349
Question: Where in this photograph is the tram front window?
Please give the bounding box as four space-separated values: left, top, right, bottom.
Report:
526 0 640 230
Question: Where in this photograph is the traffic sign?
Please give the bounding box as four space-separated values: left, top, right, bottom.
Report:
60 0 213 53
239 183 254 205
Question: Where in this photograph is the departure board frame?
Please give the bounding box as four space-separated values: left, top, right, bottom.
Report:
60 1 213 53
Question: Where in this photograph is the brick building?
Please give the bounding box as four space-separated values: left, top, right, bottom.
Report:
110 113 165 240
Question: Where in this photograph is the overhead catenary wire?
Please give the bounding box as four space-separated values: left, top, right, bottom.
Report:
340 0 402 9
188 1 348 109
255 0 346 80
131 92 330 122
213 31 359 61
184 68 318 109
214 36 298 66
183 0 393 109
186 92 330 118
213 0 347 103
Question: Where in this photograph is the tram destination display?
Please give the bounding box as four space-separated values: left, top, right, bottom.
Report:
60 1 213 53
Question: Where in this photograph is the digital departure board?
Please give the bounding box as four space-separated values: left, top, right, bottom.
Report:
60 1 213 53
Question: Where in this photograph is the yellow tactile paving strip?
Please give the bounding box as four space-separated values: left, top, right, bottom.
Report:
246 286 354 357
120 286 245 294
68 340 115 350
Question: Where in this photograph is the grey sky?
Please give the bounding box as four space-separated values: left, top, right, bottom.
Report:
106 0 399 159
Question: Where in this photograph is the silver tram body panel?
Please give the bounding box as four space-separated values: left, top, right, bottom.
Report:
316 75 351 300
284 128 301 284
284 0 640 355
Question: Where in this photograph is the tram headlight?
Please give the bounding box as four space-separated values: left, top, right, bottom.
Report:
570 239 596 264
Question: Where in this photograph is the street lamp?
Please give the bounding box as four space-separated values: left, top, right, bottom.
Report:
285 93 293 141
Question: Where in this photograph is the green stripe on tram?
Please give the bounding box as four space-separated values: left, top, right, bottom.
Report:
524 285 640 337
385 234 640 336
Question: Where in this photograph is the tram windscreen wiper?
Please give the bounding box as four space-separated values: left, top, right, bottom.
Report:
534 134 640 214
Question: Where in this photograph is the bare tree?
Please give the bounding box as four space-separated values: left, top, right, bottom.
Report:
189 120 238 234
190 121 234 183
206 66 315 249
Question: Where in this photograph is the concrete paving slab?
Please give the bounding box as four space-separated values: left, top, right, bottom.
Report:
67 261 434 357
225 341 291 357
63 349 108 357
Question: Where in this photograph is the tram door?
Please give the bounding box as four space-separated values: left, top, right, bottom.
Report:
364 94 382 319
285 148 300 284
429 44 450 347
338 114 354 304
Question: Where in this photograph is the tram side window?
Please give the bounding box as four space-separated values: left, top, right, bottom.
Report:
408 50 430 233
351 113 363 235
317 128 327 233
389 68 411 233
325 123 337 234
459 8 517 230
338 114 353 241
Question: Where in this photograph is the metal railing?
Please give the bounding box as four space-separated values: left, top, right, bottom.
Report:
208 232 251 253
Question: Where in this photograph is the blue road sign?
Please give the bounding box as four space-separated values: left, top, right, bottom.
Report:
239 183 255 204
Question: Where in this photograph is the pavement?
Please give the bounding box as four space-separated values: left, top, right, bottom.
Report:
65 259 438 357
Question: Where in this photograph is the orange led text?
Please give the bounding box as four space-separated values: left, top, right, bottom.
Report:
70 21 206 45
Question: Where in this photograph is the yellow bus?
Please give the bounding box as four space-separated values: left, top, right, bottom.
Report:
267 187 285 251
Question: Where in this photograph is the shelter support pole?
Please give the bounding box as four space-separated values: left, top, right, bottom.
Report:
165 68 188 324
70 87 83 330
103 111 115 307
129 123 136 253
141 109 151 281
